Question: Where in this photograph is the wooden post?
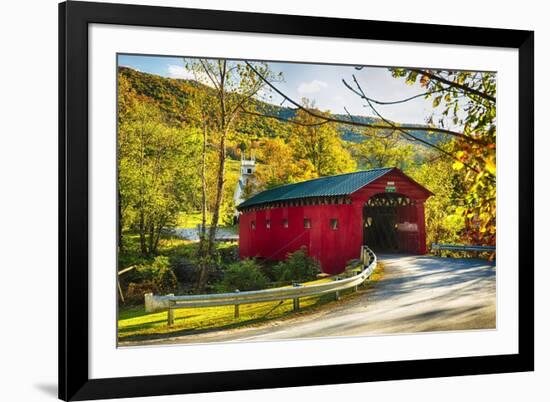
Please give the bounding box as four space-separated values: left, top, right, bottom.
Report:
117 279 125 303
292 283 301 311
234 290 240 319
167 306 174 326
334 277 341 300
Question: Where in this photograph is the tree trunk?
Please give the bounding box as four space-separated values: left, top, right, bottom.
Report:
147 221 155 256
196 122 209 289
153 220 163 254
139 210 147 257
197 61 228 291
200 124 208 243
197 130 226 291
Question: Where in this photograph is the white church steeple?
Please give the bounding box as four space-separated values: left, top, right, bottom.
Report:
233 152 256 217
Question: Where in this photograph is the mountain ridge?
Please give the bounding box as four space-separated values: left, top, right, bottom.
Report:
118 66 448 145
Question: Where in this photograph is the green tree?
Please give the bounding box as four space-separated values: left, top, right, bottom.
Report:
118 100 201 256
349 130 416 170
291 99 356 177
250 137 316 193
185 59 279 290
408 154 466 246
390 68 496 245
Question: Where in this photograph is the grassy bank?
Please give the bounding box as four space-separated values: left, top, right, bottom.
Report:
118 262 385 342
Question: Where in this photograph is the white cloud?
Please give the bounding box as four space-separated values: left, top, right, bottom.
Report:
167 64 195 80
297 80 328 95
120 65 141 72
167 64 215 88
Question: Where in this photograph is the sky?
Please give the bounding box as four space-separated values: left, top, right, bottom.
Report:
118 54 441 126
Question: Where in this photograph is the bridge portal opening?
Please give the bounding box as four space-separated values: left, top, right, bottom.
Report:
363 193 419 253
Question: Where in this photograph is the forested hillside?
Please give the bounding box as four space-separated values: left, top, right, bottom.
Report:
117 62 495 294
119 67 446 146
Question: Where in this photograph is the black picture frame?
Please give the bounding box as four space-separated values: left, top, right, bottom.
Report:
59 1 534 400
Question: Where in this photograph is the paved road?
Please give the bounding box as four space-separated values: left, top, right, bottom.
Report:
121 255 496 346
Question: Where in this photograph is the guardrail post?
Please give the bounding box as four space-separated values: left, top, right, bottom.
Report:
333 277 341 300
292 283 301 311
167 302 174 326
234 290 240 318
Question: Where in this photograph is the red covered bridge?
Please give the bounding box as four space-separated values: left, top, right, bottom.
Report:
237 167 433 275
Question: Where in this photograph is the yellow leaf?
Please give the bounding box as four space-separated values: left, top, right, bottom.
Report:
452 161 464 170
485 159 496 175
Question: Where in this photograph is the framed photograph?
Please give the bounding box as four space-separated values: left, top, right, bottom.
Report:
59 1 534 400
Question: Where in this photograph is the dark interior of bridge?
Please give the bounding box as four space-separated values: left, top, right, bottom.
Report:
363 193 414 253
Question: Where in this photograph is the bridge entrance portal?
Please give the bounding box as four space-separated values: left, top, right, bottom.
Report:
363 193 419 253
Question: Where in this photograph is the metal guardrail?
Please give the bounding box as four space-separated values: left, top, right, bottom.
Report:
431 243 496 253
145 246 377 326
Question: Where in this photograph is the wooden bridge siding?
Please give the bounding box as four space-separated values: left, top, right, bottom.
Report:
239 203 360 274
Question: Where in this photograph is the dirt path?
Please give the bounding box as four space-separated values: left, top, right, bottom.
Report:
120 255 496 346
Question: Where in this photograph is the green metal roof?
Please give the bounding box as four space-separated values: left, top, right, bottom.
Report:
237 167 394 210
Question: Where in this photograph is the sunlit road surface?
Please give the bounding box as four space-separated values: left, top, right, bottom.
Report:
120 254 496 347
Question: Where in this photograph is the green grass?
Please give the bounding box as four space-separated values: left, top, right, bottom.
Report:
117 263 385 342
176 212 206 228
175 211 238 230
118 276 333 340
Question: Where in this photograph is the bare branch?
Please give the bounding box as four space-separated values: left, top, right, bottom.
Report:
348 74 485 175
244 61 478 142
343 106 394 139
353 86 451 105
341 78 482 144
410 68 496 102
198 59 221 91
245 60 491 177
343 106 356 123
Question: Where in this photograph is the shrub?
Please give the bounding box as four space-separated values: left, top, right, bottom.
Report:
154 265 178 295
273 247 320 283
216 259 269 292
125 281 157 305
134 256 178 295
172 257 199 284
218 244 239 264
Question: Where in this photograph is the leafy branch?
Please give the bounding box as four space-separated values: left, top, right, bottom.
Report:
342 75 485 175
409 69 496 103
